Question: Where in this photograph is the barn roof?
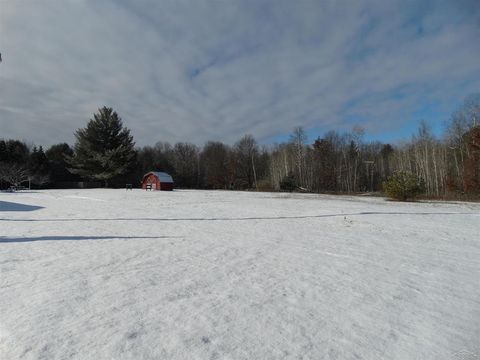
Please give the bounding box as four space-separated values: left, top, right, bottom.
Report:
144 171 174 183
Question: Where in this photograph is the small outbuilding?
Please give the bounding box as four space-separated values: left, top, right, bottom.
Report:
142 171 174 191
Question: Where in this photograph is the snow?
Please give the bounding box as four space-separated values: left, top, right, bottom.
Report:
146 172 174 183
1 189 479 359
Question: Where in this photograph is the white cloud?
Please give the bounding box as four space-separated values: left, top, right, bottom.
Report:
0 0 479 146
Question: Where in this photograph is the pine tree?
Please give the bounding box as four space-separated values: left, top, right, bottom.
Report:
280 172 297 192
28 146 50 186
383 171 425 201
69 107 136 186
46 143 77 182
0 140 7 162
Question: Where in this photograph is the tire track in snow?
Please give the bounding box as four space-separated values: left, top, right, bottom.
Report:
0 211 478 223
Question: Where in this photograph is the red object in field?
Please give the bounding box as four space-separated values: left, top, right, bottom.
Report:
141 172 174 191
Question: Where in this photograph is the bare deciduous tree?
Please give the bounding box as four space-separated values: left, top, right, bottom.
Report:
0 163 29 188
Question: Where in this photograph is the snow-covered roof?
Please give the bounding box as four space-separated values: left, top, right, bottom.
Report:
145 171 174 183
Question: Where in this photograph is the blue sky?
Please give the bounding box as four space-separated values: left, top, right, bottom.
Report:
0 0 479 146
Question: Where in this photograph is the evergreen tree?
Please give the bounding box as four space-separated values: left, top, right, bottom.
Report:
69 107 136 186
0 140 7 162
3 139 29 164
313 137 336 192
28 146 50 186
280 172 297 192
383 171 425 201
46 143 78 183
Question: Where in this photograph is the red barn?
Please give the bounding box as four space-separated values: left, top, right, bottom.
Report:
141 171 174 191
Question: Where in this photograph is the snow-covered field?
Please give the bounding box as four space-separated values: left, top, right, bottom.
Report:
1 189 479 360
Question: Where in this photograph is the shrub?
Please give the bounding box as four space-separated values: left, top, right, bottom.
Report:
383 171 425 201
256 179 274 192
280 172 297 192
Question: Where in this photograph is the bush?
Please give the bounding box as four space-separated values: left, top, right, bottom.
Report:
256 179 275 192
280 173 297 192
383 171 425 201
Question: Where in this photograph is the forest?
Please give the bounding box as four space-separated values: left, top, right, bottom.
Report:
1 94 479 199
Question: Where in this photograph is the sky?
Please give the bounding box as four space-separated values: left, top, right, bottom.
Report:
0 0 479 147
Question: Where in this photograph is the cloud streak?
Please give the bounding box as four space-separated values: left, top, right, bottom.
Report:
1 0 479 146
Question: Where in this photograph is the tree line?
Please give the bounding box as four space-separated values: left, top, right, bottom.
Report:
1 95 479 198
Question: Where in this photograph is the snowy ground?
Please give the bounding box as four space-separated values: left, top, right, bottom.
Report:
1 189 479 360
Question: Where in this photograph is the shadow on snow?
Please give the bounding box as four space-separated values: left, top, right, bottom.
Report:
0 211 476 223
0 235 183 243
0 201 44 212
